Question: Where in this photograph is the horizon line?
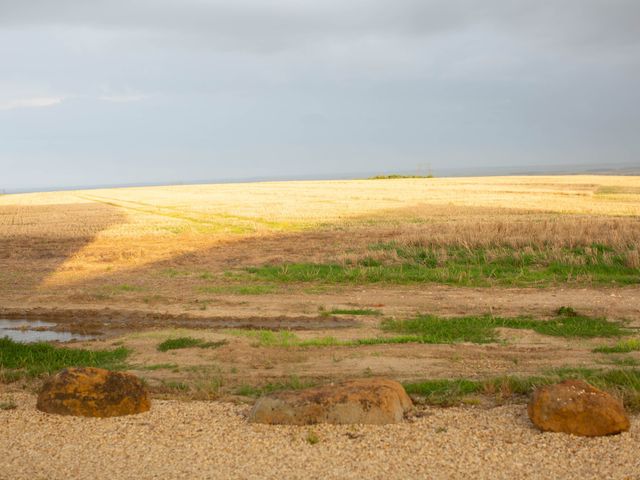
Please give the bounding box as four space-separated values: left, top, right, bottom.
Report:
2 162 639 195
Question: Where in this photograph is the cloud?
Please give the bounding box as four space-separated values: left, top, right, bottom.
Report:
1 0 638 55
0 96 63 111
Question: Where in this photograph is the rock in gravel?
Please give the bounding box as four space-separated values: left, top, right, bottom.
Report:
37 367 151 418
249 378 413 425
528 380 630 436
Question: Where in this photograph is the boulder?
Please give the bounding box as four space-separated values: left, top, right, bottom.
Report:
37 367 151 417
528 380 630 436
248 378 413 425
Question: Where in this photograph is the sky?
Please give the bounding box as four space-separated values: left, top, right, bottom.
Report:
1 0 639 191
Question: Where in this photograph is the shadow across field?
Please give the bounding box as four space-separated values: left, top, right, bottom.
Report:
0 202 127 291
5 201 640 304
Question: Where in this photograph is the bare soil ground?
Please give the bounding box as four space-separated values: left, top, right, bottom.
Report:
1 284 639 395
2 284 639 399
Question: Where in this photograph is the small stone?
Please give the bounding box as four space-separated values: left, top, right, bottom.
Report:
248 378 413 425
37 367 151 417
528 380 630 436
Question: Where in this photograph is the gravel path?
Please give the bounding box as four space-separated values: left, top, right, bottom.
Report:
1 394 638 479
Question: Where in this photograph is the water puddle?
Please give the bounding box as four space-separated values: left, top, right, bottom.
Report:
0 319 97 343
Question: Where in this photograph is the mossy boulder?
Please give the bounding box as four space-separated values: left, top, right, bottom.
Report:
37 367 151 417
528 380 630 436
249 378 413 425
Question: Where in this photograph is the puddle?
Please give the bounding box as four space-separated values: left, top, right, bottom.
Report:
0 319 97 343
0 309 361 341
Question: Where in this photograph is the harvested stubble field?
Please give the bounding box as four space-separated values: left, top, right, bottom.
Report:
2 175 640 478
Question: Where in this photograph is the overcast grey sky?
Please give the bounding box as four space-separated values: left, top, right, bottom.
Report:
1 0 639 190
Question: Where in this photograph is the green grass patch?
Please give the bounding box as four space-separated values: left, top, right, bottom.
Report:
223 329 299 347
245 243 640 287
157 337 203 351
223 312 627 349
157 337 227 352
405 368 640 410
382 313 628 344
0 337 129 379
383 316 496 344
403 378 484 405
593 338 640 354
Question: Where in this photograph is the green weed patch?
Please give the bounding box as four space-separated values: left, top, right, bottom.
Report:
382 313 627 343
0 337 128 379
246 243 640 287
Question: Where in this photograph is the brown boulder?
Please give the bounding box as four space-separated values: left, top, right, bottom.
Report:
37 367 151 417
248 378 413 425
528 380 630 436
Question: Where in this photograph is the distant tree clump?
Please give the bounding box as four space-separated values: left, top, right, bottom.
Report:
368 174 434 179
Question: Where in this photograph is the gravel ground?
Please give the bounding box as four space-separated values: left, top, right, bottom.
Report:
1 394 639 480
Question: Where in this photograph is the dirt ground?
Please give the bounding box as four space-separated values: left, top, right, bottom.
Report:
2 283 639 396
3 283 640 326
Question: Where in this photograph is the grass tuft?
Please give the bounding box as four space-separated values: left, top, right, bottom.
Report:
157 337 227 352
157 337 203 351
306 431 320 445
